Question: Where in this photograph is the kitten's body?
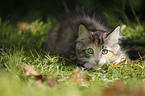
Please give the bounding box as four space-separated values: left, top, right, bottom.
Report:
47 14 144 69
48 15 108 57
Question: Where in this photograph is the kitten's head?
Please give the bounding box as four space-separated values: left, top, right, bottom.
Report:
76 24 126 69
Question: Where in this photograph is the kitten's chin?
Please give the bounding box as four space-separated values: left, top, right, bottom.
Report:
84 63 103 70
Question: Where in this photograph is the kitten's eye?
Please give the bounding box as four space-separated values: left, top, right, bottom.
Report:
87 48 94 54
102 49 108 55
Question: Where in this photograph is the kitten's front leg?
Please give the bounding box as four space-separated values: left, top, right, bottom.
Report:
84 63 93 69
84 63 102 70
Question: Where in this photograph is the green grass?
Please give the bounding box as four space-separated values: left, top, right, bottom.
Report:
0 15 145 96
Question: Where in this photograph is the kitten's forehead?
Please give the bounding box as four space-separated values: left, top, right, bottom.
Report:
91 31 108 45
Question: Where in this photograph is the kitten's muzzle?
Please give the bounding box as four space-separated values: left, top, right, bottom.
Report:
95 60 99 64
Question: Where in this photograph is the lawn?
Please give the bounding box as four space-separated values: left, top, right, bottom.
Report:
0 12 145 96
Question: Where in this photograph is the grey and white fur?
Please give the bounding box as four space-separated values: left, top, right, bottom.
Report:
47 13 145 69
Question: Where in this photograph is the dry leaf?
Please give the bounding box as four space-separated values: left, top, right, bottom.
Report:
47 77 58 86
17 22 29 29
103 82 145 96
74 67 91 81
67 67 91 84
23 65 40 76
73 67 80 74
23 65 58 86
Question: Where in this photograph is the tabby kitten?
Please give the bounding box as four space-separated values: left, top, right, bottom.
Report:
47 15 127 69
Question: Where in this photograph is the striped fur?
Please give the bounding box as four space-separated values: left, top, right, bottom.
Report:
76 25 127 69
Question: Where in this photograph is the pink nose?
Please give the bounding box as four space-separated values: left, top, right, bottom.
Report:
95 60 99 64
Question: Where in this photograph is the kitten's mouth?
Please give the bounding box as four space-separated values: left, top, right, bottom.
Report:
95 60 99 64
78 58 102 69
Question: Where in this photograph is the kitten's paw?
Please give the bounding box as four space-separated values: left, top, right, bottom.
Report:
84 63 93 69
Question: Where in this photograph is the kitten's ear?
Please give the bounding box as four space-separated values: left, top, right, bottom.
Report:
78 24 91 41
106 26 121 43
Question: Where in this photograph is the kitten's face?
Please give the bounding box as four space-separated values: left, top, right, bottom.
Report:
76 25 125 69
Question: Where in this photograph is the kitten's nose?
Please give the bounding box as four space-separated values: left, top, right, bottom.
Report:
95 60 99 64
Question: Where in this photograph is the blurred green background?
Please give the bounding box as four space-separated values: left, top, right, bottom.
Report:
1 0 145 49
0 0 145 23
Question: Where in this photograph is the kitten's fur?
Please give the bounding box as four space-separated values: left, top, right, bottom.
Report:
47 14 144 69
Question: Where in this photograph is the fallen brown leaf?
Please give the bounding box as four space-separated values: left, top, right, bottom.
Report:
67 67 91 85
47 77 58 86
17 22 29 29
23 65 40 76
23 65 58 86
103 81 145 96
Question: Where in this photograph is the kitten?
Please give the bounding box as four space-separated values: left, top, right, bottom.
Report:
47 14 143 69
76 25 127 69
